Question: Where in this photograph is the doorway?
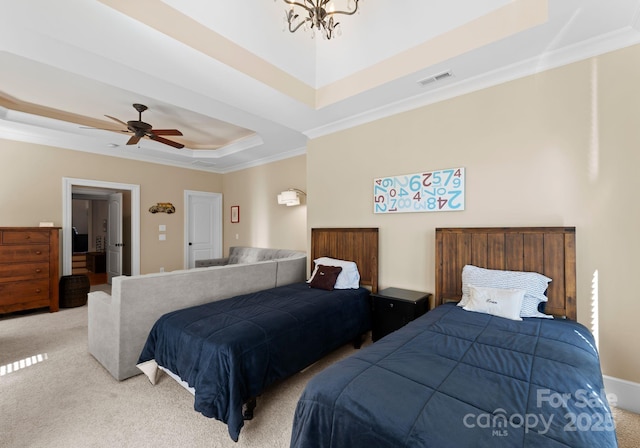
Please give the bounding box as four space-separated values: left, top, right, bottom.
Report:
62 178 140 280
71 188 109 285
184 190 222 269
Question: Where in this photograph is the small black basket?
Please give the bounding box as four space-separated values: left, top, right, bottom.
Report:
59 275 90 308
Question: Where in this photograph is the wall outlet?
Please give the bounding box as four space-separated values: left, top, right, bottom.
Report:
159 234 166 241
159 224 166 231
159 267 164 273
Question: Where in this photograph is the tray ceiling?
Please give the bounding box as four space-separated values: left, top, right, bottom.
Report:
1 0 639 172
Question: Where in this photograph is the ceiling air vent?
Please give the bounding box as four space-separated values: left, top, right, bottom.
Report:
417 70 453 87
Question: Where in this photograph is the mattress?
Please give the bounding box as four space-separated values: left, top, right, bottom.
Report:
291 303 617 448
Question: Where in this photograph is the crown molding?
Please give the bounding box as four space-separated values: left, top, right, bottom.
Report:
304 27 640 140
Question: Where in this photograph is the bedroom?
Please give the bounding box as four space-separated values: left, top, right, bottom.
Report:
1 0 639 446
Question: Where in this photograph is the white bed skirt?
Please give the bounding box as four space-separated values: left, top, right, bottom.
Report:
136 359 195 395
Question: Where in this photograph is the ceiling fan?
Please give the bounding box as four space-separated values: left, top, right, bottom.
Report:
99 103 185 149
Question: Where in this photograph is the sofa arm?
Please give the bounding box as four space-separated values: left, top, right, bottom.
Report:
195 257 229 268
88 291 120 378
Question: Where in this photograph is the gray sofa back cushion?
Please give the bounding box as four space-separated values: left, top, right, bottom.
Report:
228 247 305 264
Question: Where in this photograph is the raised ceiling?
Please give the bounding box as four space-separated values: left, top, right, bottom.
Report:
1 0 639 173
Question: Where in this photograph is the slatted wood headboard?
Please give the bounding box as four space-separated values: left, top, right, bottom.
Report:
435 227 576 319
311 228 379 293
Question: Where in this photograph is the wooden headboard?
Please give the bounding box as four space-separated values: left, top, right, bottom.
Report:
435 227 576 319
311 228 379 293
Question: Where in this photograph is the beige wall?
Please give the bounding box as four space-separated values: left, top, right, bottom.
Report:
0 142 307 271
221 155 307 254
308 44 640 383
1 45 637 385
0 140 223 273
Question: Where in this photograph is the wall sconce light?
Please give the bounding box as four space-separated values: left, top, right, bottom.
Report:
277 188 306 206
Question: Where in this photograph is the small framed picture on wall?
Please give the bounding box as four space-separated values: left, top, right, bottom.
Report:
231 205 240 223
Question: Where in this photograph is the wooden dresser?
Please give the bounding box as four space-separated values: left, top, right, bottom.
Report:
0 227 61 314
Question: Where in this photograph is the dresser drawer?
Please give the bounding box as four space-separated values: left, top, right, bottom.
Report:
0 279 50 306
1 230 51 245
0 262 49 283
0 245 50 262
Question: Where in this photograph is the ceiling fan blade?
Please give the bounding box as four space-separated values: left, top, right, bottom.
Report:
149 135 185 149
81 126 129 133
127 135 141 145
151 129 183 136
105 115 128 127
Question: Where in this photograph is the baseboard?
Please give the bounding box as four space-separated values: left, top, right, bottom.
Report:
603 375 640 414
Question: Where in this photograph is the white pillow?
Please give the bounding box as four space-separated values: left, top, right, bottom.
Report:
463 284 525 321
308 257 360 289
458 265 552 318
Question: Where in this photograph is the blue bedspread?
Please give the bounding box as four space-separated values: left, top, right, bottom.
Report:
291 303 617 448
138 282 371 442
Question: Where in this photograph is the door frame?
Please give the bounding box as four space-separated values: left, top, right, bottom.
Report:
183 190 223 269
62 177 140 276
106 192 123 282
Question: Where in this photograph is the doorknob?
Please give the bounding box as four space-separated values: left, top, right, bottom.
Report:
189 242 193 246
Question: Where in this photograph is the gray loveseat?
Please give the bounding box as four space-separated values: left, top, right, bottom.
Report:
88 247 306 381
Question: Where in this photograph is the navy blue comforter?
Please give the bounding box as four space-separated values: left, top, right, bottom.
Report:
291 303 617 448
138 282 371 442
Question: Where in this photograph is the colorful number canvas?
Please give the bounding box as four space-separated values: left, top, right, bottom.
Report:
374 167 465 214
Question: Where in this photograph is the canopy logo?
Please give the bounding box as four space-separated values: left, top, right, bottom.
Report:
462 388 617 437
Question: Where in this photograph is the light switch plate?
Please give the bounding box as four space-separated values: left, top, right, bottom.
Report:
159 234 166 241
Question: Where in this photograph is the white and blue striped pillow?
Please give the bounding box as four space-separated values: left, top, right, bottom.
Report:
458 265 552 318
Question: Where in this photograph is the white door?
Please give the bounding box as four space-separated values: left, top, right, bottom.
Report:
107 192 123 282
186 191 222 268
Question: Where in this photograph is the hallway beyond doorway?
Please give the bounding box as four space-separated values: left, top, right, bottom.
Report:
71 252 108 286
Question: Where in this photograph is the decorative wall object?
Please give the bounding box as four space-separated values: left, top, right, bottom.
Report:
149 202 176 214
374 167 465 214
96 235 104 252
231 205 240 223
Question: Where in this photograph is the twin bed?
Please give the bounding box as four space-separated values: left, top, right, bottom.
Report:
138 226 617 447
290 227 617 447
137 228 379 442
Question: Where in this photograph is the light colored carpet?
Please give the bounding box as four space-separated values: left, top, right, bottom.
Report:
0 306 363 448
1 306 638 447
612 406 640 448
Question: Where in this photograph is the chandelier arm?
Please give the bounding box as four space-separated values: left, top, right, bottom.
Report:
325 0 359 16
283 0 314 13
289 19 309 33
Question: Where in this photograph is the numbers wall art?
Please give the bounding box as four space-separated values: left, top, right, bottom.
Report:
373 167 465 214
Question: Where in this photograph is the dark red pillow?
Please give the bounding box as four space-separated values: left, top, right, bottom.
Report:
309 265 343 291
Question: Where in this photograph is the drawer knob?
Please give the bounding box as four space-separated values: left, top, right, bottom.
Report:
35 251 42 255
35 268 42 273
35 288 42 293
25 235 31 239
389 303 394 308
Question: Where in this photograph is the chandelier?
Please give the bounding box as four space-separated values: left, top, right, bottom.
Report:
280 0 361 40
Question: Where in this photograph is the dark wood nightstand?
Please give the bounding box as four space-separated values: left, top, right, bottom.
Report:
371 287 432 342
